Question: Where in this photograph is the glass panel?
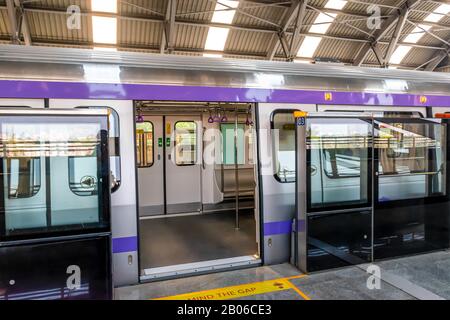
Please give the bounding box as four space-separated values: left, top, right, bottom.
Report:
6 158 41 198
136 122 153 168
175 121 197 165
0 116 109 240
78 107 121 193
221 123 245 165
375 120 446 201
272 112 296 183
374 119 449 260
308 118 372 210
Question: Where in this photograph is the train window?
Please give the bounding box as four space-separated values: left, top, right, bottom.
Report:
271 111 296 183
220 124 245 165
76 107 121 193
376 120 446 201
1 115 110 241
175 121 197 166
136 122 154 167
68 156 98 196
6 158 41 198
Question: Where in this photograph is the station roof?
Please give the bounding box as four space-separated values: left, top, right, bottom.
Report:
1 0 450 71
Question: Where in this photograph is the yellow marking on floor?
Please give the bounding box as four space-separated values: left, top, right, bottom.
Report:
154 274 309 301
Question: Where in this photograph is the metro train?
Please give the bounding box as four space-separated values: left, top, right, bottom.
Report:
1 45 450 289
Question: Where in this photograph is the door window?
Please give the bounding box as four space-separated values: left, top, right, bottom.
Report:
174 121 197 166
308 118 372 211
136 122 154 167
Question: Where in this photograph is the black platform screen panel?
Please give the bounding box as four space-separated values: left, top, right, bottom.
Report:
373 118 450 259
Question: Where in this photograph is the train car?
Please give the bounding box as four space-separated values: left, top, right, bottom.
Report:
1 45 450 288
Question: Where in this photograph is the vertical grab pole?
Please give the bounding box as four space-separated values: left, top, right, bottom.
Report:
235 105 240 230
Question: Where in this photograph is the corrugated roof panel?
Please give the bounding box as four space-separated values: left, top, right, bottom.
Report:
233 1 286 28
119 18 162 48
27 0 88 11
408 1 441 21
313 37 362 63
26 10 91 43
226 29 273 55
174 24 208 50
119 0 165 18
402 46 437 66
0 8 11 37
176 0 215 23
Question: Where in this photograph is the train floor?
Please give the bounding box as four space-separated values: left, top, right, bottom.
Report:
116 250 450 300
139 209 258 270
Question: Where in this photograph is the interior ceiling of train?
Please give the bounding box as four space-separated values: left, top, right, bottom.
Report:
1 0 450 72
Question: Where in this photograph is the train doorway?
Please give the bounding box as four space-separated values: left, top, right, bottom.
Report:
134 102 261 281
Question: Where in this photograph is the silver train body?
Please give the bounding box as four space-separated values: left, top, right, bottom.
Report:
1 45 450 287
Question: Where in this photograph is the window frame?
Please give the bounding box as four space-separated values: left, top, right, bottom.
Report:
270 109 299 183
76 106 121 193
0 114 111 242
174 121 198 167
136 121 154 168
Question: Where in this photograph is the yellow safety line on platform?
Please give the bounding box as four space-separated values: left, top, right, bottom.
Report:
153 274 310 300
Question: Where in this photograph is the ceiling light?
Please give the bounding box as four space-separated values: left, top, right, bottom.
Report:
212 0 239 24
389 45 411 64
297 36 322 58
205 27 230 51
92 16 117 44
325 0 347 10
91 0 117 13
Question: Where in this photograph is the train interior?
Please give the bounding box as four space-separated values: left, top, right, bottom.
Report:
134 101 260 280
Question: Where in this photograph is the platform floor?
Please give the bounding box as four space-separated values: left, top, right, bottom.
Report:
116 250 450 300
139 210 257 270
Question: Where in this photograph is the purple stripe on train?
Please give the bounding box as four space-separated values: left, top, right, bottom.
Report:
112 236 138 253
263 219 306 236
1 79 450 107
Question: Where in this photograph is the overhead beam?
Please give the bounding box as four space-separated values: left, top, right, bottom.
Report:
288 0 308 59
5 0 31 45
5 0 19 44
266 0 301 60
383 7 409 66
14 0 31 46
352 0 422 67
161 0 176 54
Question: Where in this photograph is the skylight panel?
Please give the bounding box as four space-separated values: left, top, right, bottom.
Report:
403 25 431 43
205 27 230 51
297 36 322 58
424 4 450 22
309 13 337 34
296 0 346 58
325 0 347 10
211 0 239 24
92 16 117 44
389 46 411 65
91 0 117 13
